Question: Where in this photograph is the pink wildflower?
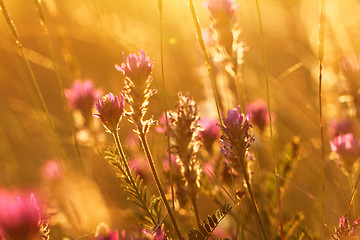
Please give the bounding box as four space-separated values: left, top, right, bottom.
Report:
115 49 154 84
246 100 271 132
0 190 41 240
330 133 360 169
65 79 102 117
95 93 125 133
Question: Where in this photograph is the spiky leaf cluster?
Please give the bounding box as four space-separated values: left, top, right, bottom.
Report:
188 203 232 240
105 146 162 228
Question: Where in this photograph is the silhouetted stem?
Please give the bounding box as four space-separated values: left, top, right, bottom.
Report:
138 131 183 239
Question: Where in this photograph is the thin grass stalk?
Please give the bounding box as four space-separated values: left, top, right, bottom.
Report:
0 0 67 166
138 132 183 239
318 0 326 236
187 0 236 201
158 0 175 210
345 174 360 216
33 0 83 170
253 0 282 238
188 1 268 238
112 131 157 226
275 168 284 240
190 185 201 225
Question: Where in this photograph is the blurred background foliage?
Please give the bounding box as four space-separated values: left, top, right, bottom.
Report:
1 0 360 238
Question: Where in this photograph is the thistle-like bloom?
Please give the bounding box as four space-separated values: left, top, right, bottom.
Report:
65 79 102 118
0 190 41 240
330 133 360 170
220 106 254 174
199 117 219 153
92 222 119 240
246 100 270 132
94 93 125 133
115 50 156 132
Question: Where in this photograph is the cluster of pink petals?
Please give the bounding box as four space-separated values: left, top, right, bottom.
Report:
142 227 166 240
330 133 360 158
115 49 154 83
0 190 41 240
204 0 238 20
246 100 270 132
330 133 360 169
65 79 102 116
95 93 125 133
221 106 252 140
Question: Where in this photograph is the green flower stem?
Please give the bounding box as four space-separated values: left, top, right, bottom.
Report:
138 131 183 240
112 131 157 226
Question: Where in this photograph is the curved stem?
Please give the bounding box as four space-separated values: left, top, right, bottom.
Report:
138 131 183 239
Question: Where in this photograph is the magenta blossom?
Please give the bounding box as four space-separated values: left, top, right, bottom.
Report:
65 79 102 117
246 100 271 132
95 93 125 133
0 190 41 240
142 227 166 240
330 133 360 169
155 113 168 134
199 117 219 153
115 49 154 83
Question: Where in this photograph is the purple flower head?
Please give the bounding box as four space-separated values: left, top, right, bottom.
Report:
330 133 360 169
92 223 119 240
115 49 154 84
65 79 102 117
200 117 219 153
204 0 238 21
246 100 271 132
95 93 125 133
220 106 253 173
328 118 355 138
0 190 41 240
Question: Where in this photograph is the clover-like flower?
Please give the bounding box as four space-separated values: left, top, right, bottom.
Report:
0 190 41 240
95 93 125 133
330 133 360 170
